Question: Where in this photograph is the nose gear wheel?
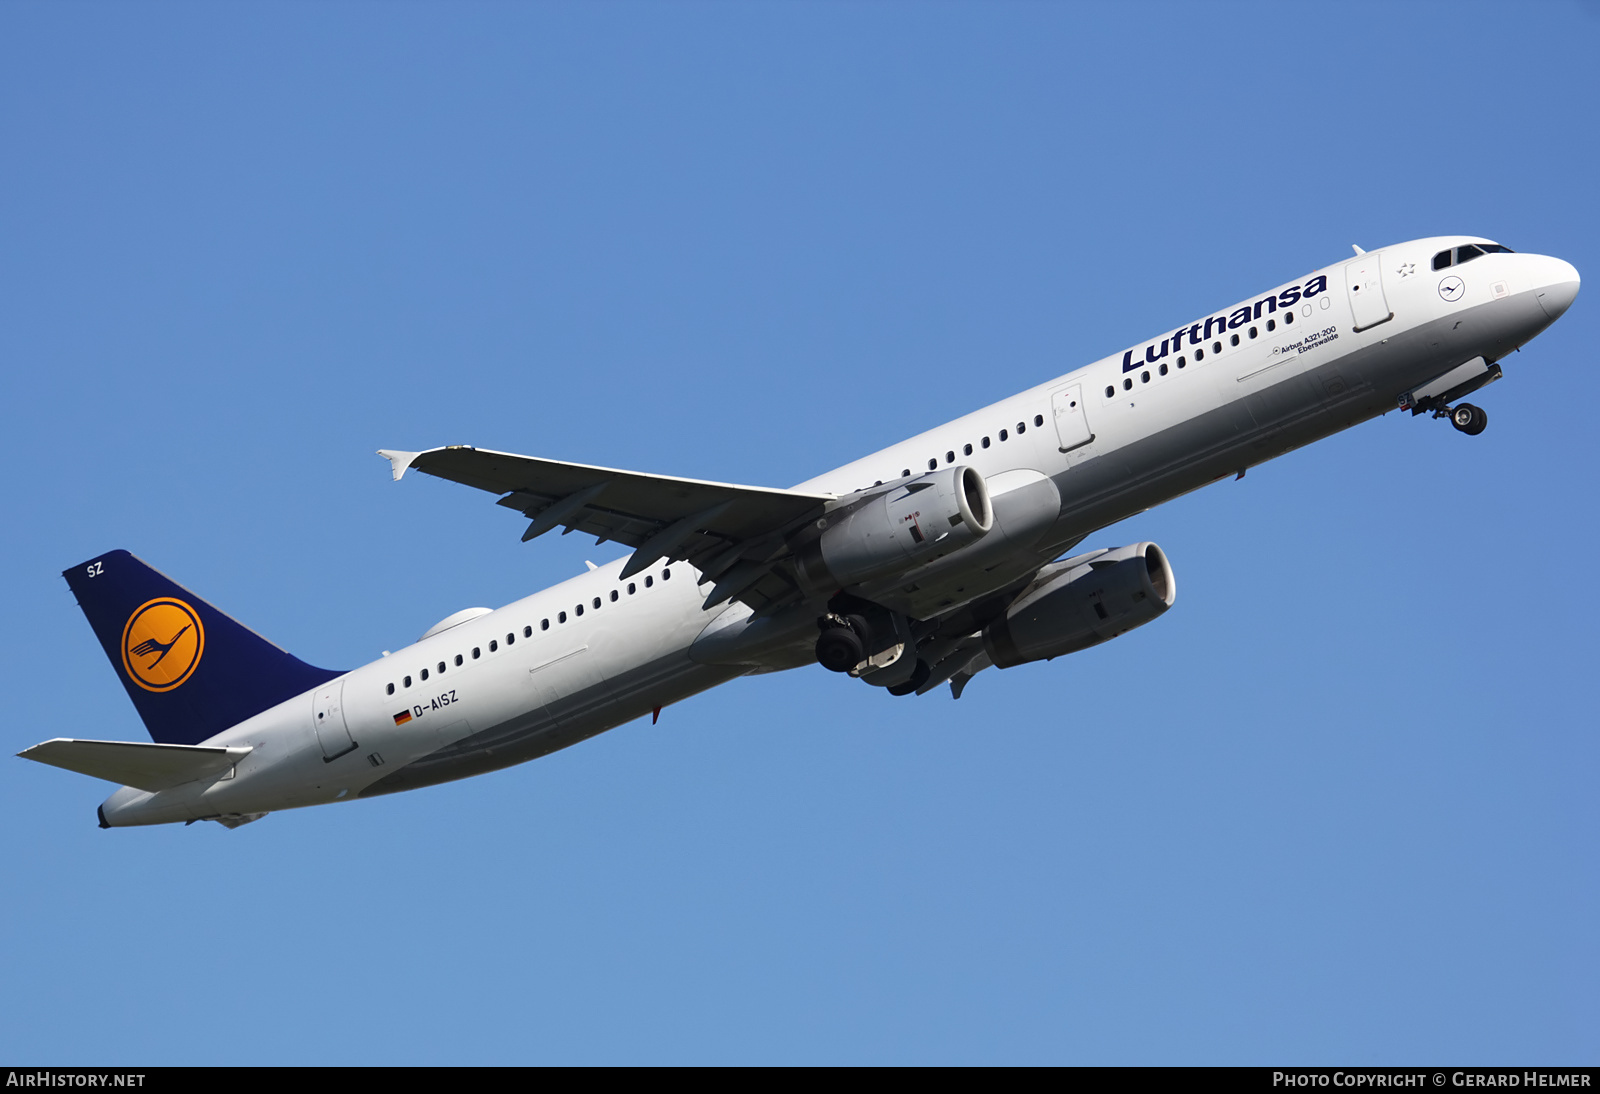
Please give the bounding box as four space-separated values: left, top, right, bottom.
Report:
1449 403 1488 435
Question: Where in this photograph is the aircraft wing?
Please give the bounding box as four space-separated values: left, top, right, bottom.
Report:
380 446 835 611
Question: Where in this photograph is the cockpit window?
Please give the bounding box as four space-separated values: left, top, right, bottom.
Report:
1433 242 1514 271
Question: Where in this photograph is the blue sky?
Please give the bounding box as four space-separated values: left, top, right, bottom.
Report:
2 1 1596 1064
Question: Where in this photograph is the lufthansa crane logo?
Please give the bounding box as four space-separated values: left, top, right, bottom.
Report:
121 598 205 692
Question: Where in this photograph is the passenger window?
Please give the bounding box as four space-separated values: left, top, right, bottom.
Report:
541 619 549 630
1122 378 1132 391
1248 326 1257 339
1433 250 1453 271
1105 386 1114 398
1141 370 1150 383
1283 312 1294 325
523 626 532 638
901 469 910 478
454 654 463 666
489 640 498 652
1158 363 1168 376
1034 415 1043 427
927 458 936 470
610 590 618 602
386 683 395 695
981 437 990 448
946 451 954 463
558 612 567 623
1000 429 1009 440
1195 348 1204 361
627 583 636 595
575 604 584 616
472 648 480 659
1266 319 1276 332
1178 355 1187 368
963 443 972 456
1230 334 1240 346
1213 341 1222 353
1016 422 1026 433
438 661 446 673
420 668 429 681
404 675 412 687
646 576 654 587
663 568 671 580
593 597 601 609
506 633 514 645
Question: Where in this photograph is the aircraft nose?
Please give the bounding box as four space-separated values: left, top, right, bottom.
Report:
1536 257 1580 321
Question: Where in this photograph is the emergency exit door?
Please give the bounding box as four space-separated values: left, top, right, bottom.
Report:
1051 385 1095 453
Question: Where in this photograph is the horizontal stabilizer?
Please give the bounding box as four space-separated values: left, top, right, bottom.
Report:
18 738 252 792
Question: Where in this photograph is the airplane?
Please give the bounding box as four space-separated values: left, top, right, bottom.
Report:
22 236 1580 829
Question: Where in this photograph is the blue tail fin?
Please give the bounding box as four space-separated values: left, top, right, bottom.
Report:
64 550 342 746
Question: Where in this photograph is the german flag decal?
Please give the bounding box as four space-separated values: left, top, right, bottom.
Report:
393 710 413 726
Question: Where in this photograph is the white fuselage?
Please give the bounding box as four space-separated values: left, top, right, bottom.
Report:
100 237 1580 826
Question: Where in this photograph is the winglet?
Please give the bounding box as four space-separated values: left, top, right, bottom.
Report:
1351 244 1366 256
377 449 422 482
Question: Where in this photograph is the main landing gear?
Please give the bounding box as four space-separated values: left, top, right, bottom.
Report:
815 604 930 695
1444 402 1488 436
815 614 868 673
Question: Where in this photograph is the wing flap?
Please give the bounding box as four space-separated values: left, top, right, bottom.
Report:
19 738 252 792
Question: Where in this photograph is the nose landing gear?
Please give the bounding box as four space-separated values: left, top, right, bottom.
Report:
1448 402 1488 435
1398 357 1500 437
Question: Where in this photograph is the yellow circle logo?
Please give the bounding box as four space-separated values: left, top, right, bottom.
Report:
121 598 205 692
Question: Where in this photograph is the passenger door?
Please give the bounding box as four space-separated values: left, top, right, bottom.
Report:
311 681 358 761
1345 256 1393 332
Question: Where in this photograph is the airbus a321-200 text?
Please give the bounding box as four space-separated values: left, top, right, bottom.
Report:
24 237 1580 829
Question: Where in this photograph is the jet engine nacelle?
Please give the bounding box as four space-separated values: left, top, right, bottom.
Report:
795 466 993 594
982 542 1176 668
